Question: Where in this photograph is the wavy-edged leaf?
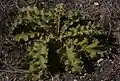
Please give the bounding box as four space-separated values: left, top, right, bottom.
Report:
15 33 28 41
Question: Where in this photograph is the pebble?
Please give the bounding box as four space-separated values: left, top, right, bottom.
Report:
6 77 9 79
84 73 87 76
94 2 99 6
97 58 104 63
74 79 77 81
111 61 114 64
6 77 9 81
100 68 103 72
117 28 120 30
41 2 45 4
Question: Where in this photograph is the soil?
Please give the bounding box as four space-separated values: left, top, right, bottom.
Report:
1 0 120 81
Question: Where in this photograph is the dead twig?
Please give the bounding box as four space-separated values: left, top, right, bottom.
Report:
107 22 112 40
0 69 29 73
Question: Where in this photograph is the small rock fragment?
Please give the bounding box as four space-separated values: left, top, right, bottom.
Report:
94 2 99 6
97 58 104 63
74 79 77 81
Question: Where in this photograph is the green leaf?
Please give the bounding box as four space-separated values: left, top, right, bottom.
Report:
78 37 88 46
66 45 82 72
11 3 110 80
15 33 28 41
15 34 22 41
86 39 99 49
28 32 35 38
